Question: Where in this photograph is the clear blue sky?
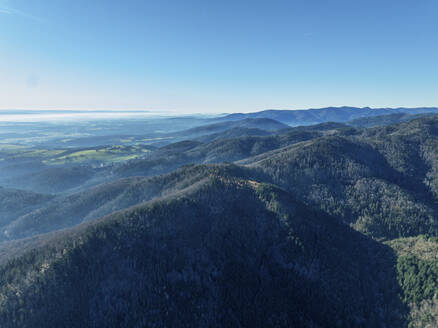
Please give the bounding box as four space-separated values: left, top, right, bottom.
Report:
1 0 437 113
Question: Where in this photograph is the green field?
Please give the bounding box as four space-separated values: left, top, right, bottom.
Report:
0 144 151 166
43 145 151 165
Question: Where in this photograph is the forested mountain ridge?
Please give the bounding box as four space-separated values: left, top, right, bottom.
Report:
249 116 438 240
2 115 438 326
0 176 407 327
0 165 218 241
109 122 351 179
173 117 290 136
347 112 435 128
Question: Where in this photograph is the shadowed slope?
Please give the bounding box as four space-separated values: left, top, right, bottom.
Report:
0 177 407 327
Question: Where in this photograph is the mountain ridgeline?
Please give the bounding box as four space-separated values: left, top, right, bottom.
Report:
0 177 406 327
221 106 438 125
1 108 438 327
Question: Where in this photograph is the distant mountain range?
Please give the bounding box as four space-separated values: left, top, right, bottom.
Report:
220 106 438 125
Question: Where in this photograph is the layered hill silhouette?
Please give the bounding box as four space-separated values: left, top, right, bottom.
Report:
3 116 438 242
221 106 438 125
2 113 438 326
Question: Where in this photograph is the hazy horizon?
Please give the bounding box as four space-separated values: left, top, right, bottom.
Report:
2 105 438 122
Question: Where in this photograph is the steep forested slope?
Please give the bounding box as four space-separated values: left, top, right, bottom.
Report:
0 177 407 327
249 116 438 240
386 236 438 327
